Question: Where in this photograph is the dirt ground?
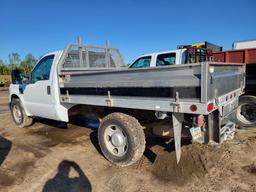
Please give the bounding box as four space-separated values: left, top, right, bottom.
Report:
0 90 256 192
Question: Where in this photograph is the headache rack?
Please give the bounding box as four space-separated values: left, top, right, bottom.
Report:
58 39 125 74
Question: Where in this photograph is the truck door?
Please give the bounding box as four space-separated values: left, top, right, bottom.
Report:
23 54 57 119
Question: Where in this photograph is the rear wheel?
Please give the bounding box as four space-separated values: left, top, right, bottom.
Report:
236 95 256 128
11 99 33 128
98 112 145 167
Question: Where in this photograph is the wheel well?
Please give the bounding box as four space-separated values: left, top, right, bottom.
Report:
11 94 19 101
9 94 19 109
68 104 106 119
67 104 173 137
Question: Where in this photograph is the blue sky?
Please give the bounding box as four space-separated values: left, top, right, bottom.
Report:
0 0 255 63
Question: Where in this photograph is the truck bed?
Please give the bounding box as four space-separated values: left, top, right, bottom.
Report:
59 62 245 114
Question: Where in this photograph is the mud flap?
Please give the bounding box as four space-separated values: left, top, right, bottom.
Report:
172 113 184 163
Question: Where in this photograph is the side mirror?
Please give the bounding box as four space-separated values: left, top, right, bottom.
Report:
11 70 31 84
11 69 23 84
22 74 30 84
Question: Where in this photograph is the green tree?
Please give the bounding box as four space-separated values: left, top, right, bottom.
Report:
20 53 36 74
8 52 21 70
0 59 10 75
0 59 4 65
0 53 38 75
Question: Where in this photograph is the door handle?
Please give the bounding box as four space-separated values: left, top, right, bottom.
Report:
47 86 51 95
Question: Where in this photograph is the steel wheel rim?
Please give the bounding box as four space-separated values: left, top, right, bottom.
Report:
104 124 128 157
13 105 22 124
237 103 256 125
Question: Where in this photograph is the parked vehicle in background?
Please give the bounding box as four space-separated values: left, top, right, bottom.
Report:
233 39 256 50
128 41 222 69
213 40 256 127
0 81 5 87
0 75 11 87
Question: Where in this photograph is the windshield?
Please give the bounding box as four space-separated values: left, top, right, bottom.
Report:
129 56 151 68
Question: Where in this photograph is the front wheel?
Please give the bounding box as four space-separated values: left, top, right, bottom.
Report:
98 112 145 167
11 99 33 128
236 95 256 128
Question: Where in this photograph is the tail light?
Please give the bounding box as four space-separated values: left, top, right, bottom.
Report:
190 104 197 112
207 103 214 112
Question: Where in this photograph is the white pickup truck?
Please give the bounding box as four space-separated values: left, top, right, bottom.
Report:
9 40 245 166
128 45 213 68
128 49 187 68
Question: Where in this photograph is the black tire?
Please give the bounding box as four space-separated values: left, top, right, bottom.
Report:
11 99 33 128
98 112 145 167
235 95 256 128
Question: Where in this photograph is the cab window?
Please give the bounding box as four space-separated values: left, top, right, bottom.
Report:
31 55 54 83
156 53 176 66
130 56 151 68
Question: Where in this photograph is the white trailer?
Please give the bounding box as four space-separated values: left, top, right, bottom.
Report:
233 39 256 50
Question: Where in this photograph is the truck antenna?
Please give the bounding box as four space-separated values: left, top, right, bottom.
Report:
77 36 82 44
105 40 110 48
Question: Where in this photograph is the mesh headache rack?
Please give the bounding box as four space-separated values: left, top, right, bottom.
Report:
59 38 125 73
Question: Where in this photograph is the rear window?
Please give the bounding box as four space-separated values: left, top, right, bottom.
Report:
156 53 176 66
130 56 151 68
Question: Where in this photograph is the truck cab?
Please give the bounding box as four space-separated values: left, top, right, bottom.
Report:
9 50 69 126
128 49 187 68
9 41 126 127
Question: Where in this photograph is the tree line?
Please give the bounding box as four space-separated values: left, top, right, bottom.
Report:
0 53 38 75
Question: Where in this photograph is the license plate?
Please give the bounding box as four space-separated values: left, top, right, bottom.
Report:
189 127 202 140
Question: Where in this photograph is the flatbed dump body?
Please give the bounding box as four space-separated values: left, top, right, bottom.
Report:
57 43 244 114
59 62 245 115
